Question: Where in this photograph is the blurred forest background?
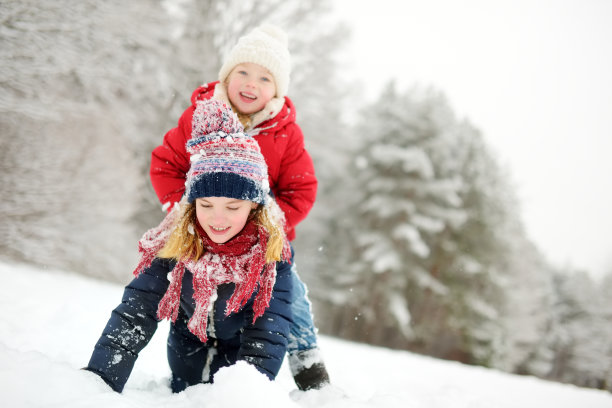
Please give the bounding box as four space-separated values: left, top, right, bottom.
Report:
1 0 610 392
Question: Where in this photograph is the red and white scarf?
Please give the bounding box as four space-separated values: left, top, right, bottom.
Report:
133 209 291 343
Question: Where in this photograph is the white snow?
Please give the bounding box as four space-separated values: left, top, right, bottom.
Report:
1 260 610 408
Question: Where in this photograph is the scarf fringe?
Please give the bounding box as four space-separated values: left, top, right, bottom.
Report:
156 261 186 323
226 234 268 316
252 262 276 324
186 260 216 340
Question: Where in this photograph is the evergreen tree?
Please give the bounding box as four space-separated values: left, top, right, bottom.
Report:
314 82 555 371
544 270 612 390
496 238 556 374
317 83 469 349
439 123 554 369
597 273 612 391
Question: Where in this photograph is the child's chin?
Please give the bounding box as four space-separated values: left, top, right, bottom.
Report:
206 229 233 244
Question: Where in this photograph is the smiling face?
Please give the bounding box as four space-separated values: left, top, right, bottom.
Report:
225 62 277 115
195 197 258 244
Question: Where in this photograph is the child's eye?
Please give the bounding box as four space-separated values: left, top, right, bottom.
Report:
261 76 271 82
199 203 212 208
238 70 248 76
227 207 240 211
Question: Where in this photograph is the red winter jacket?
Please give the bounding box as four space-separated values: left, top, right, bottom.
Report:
150 82 317 241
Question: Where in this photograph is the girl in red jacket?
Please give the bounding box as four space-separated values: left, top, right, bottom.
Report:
149 24 329 391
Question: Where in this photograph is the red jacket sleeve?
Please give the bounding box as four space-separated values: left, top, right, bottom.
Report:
272 123 318 240
149 105 194 209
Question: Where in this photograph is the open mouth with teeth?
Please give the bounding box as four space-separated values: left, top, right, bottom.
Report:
210 226 230 232
239 92 257 101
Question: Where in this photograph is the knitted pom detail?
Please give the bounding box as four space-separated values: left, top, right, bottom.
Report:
257 23 289 48
184 99 270 205
189 99 243 154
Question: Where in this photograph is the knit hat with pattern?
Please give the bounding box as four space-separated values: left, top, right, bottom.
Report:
218 24 291 98
185 99 270 204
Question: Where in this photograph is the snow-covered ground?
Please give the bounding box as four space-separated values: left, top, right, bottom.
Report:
1 260 610 408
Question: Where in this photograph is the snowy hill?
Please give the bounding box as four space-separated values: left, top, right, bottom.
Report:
0 261 610 408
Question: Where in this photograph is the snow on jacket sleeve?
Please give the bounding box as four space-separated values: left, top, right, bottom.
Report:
149 106 194 209
272 123 317 240
86 258 172 392
237 255 294 379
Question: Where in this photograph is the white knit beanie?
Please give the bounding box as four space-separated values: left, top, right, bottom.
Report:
218 24 291 98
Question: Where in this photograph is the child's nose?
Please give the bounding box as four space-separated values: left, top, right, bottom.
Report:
212 211 226 223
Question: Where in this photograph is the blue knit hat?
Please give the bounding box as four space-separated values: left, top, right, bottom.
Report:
185 99 270 204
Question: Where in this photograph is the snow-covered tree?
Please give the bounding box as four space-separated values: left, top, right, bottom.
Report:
313 82 558 371
495 237 556 373
1 0 173 280
438 123 556 369
597 273 612 391
542 270 612 390
277 5 352 288
315 83 470 348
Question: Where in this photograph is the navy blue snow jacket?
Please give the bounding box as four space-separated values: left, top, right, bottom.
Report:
86 253 293 393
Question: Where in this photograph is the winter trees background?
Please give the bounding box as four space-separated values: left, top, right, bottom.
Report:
1 0 610 392
1 0 171 279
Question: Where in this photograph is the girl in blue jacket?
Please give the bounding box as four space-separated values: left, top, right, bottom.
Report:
86 99 293 393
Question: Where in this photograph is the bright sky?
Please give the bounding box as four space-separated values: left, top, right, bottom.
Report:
333 0 612 279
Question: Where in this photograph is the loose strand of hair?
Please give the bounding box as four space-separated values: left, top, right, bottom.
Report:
158 203 203 262
254 205 286 263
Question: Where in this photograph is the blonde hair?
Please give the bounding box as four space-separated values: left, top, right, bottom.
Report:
232 107 253 130
158 201 286 264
